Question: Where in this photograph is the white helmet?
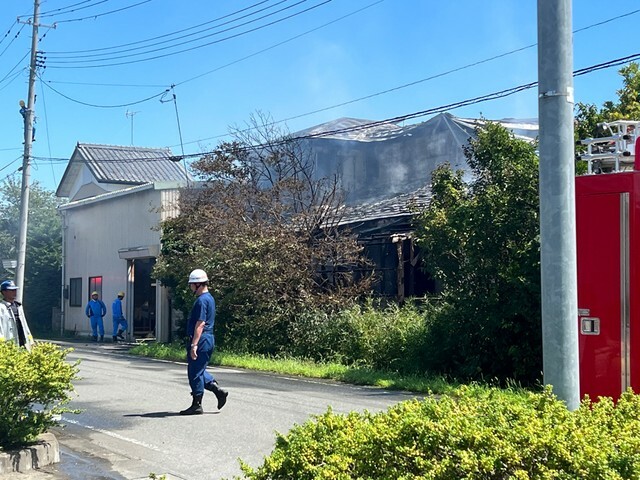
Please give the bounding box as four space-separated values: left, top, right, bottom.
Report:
188 269 208 284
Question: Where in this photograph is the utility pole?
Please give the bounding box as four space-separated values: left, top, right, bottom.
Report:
125 110 140 145
16 0 53 302
537 0 580 410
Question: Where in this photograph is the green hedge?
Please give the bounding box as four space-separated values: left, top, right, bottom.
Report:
236 386 640 479
0 342 79 450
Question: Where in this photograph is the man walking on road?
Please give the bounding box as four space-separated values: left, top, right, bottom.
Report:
180 268 228 415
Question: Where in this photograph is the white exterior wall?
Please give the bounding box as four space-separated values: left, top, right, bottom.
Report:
60 183 181 341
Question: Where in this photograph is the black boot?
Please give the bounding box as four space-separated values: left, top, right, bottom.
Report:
204 381 228 409
112 336 118 343
92 335 98 342
99 335 104 342
180 393 203 415
117 329 125 340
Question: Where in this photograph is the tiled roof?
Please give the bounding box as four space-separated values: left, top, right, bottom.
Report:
338 186 432 227
76 143 189 184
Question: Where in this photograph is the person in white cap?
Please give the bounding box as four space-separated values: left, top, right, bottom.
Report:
0 280 34 350
179 268 228 415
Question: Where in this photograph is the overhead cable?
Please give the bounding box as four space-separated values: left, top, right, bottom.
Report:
46 0 281 55
44 0 332 68
0 20 18 47
53 0 153 24
38 71 170 108
175 0 383 88
47 0 295 60
39 0 112 17
172 7 640 146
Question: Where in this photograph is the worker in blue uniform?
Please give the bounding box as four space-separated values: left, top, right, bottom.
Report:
111 291 127 342
85 291 106 342
180 268 228 415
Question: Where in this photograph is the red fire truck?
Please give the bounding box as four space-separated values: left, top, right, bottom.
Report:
577 120 640 400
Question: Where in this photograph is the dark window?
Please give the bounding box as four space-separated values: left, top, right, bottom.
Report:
88 276 103 301
69 277 82 307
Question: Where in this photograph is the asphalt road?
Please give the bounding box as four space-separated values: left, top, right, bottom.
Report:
42 341 419 480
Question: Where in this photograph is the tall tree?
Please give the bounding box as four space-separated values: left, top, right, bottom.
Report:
413 122 541 384
0 178 63 334
155 113 372 352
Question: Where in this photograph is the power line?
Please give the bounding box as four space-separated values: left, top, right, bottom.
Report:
46 0 280 55
0 50 30 86
39 74 57 184
0 69 25 92
172 7 640 147
44 0 333 68
37 71 170 107
46 0 296 61
43 79 167 88
0 20 18 47
0 155 23 173
175 0 383 88
0 23 26 59
53 0 153 24
173 53 640 158
40 0 112 17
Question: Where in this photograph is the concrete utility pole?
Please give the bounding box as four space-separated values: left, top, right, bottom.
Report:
537 0 580 410
16 0 42 302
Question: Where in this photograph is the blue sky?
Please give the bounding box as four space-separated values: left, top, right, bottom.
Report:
1 0 638 192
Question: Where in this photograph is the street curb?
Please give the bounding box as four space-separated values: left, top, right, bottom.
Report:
0 433 59 474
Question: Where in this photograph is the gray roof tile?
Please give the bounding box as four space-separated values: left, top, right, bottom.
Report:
76 143 189 184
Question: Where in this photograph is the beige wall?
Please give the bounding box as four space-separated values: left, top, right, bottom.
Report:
60 184 181 341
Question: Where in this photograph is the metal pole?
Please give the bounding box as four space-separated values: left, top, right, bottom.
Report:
537 0 580 410
16 0 40 303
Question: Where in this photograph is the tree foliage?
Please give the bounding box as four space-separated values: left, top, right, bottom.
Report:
155 113 372 352
575 62 640 140
0 179 62 334
413 122 541 384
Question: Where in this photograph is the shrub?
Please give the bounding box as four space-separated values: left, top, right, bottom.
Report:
285 300 431 373
236 386 640 479
0 342 79 450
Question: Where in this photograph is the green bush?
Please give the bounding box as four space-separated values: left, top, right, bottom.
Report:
0 342 79 450
285 300 430 373
236 386 640 479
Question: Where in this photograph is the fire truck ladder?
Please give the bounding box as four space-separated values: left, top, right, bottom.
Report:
579 120 640 174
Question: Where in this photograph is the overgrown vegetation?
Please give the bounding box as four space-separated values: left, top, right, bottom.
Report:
155 113 372 351
0 342 79 450
235 386 640 479
413 122 542 385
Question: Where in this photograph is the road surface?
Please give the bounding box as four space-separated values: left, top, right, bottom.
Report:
46 341 418 480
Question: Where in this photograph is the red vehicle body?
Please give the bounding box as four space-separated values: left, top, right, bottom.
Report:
576 121 640 400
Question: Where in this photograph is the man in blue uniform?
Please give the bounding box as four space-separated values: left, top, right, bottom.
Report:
180 268 228 415
85 291 106 342
111 291 127 343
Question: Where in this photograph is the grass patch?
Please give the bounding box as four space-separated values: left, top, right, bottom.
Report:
128 342 458 395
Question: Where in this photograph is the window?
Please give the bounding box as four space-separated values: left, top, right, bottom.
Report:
88 276 103 300
69 277 82 307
